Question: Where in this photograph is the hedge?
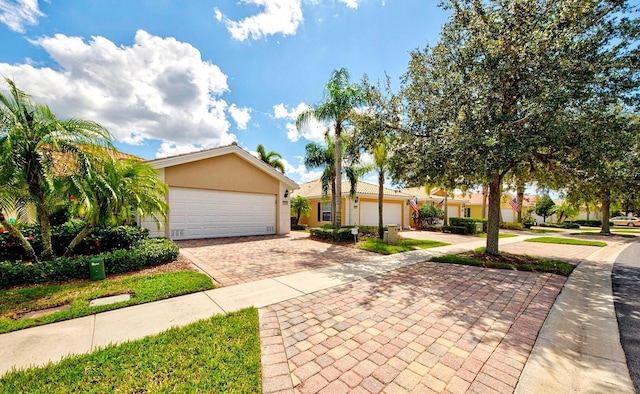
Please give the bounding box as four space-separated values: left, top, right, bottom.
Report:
500 222 524 230
0 238 178 289
0 221 149 261
538 222 580 229
450 218 487 234
571 220 602 227
442 226 469 234
310 227 355 242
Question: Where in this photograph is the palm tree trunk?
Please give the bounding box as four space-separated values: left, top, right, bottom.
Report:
334 128 342 228
443 191 449 226
486 173 502 255
330 172 337 226
378 171 384 239
600 190 611 235
0 212 38 262
516 183 525 223
35 197 54 260
66 223 93 256
585 203 590 220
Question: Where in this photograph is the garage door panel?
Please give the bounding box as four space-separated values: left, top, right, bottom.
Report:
168 188 276 240
360 202 402 227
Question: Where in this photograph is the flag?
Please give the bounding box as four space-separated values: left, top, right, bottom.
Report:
409 197 419 218
509 197 519 211
436 199 444 208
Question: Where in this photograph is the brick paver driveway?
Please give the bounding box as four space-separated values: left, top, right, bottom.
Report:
260 261 566 394
178 232 375 286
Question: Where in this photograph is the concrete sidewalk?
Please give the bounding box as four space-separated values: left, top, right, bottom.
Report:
0 236 526 377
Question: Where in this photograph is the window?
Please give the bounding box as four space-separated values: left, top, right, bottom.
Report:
464 208 471 218
321 202 332 222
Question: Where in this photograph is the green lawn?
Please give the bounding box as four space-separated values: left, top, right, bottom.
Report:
475 233 519 238
431 254 574 276
526 228 565 234
524 237 607 247
357 238 449 255
0 308 260 393
0 271 214 334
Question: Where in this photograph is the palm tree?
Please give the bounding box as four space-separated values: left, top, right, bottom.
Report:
297 68 364 227
257 144 285 174
290 196 311 225
65 157 168 254
0 78 113 261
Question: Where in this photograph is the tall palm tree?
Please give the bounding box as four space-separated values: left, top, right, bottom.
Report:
0 78 113 261
65 157 168 254
256 144 285 174
297 68 364 227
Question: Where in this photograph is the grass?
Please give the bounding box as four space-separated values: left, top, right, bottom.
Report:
570 231 636 238
357 237 449 255
475 233 519 238
431 253 574 276
0 271 214 334
524 237 607 247
0 308 260 393
525 228 565 234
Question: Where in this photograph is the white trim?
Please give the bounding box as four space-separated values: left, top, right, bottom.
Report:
147 144 299 190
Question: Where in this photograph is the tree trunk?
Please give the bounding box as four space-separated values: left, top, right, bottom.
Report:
330 172 337 226
35 198 55 260
296 208 301 225
585 203 590 220
486 173 502 255
516 183 525 223
66 223 93 256
378 171 384 239
481 184 487 219
334 125 342 228
600 190 611 235
443 191 449 226
0 212 38 262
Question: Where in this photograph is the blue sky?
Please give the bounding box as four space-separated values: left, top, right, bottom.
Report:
0 0 449 184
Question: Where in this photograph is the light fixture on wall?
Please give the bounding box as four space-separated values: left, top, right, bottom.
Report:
354 196 359 204
406 199 410 206
284 189 289 198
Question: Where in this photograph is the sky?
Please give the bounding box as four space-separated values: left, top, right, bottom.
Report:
0 0 450 185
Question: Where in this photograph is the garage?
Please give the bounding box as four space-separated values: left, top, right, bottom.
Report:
360 201 402 227
141 143 298 240
168 188 276 240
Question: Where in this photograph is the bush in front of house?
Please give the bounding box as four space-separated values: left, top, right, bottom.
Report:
538 222 580 229
356 226 388 238
0 238 179 289
450 217 487 234
500 222 524 230
571 220 602 227
442 226 469 234
0 221 150 261
310 226 355 242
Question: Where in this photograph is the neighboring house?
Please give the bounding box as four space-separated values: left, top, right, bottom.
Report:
141 143 299 240
293 179 412 229
461 191 531 222
402 186 467 227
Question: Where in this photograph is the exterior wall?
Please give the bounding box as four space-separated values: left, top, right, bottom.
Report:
468 205 483 219
298 196 407 228
164 154 279 194
298 198 331 227
278 182 291 235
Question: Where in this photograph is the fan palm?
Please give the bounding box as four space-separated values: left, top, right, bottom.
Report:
257 144 285 174
297 68 364 227
0 78 113 261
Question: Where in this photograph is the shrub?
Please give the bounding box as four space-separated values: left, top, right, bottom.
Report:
418 205 445 228
571 220 602 227
442 226 469 234
0 221 149 260
309 227 354 242
356 226 388 238
500 222 524 230
0 238 179 289
450 217 487 234
538 222 580 229
291 224 306 231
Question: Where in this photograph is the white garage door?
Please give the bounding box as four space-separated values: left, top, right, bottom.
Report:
168 188 276 240
360 201 402 227
501 208 516 223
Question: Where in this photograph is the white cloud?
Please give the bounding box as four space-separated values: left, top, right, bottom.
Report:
0 0 44 33
339 0 358 9
213 7 223 21
217 0 304 41
273 102 327 143
228 104 251 130
282 157 321 183
0 30 241 156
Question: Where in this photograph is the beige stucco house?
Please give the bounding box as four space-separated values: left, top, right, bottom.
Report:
141 143 299 240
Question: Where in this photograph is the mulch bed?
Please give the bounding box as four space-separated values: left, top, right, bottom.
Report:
458 251 568 266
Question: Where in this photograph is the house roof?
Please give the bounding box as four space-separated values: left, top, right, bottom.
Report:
293 179 411 200
146 143 299 189
401 186 467 203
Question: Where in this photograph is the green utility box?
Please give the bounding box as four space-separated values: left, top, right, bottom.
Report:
89 257 106 281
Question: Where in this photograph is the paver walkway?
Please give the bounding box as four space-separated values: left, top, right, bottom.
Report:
178 232 375 286
259 262 566 393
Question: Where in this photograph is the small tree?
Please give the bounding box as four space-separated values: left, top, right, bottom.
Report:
418 205 444 228
551 201 578 223
535 195 556 223
290 196 311 225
